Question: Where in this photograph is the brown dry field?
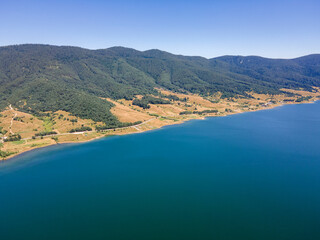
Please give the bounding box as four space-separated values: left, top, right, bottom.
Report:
1 88 319 160
107 98 152 123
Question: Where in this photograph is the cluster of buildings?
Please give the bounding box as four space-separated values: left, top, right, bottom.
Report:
261 102 273 107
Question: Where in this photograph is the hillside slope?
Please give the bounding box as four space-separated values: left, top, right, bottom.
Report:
0 44 319 125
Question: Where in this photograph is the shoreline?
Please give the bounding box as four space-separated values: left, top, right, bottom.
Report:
2 99 318 162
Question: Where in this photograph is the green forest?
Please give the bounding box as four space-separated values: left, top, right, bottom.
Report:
0 44 319 127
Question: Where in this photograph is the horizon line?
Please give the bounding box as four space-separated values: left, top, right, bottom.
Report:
1 43 319 60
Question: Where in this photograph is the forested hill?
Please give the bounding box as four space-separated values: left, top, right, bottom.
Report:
0 44 319 125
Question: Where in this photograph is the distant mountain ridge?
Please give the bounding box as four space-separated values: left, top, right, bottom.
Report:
0 44 319 126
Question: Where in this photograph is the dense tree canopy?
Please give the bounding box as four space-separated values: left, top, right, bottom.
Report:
0 44 319 126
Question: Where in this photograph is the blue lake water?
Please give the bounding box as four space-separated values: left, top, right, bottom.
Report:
1 102 320 240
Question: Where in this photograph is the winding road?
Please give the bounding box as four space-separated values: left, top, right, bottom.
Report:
21 117 157 141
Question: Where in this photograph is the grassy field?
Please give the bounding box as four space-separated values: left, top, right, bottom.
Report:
42 117 54 132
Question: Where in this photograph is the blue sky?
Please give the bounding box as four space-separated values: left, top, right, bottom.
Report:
1 0 319 58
